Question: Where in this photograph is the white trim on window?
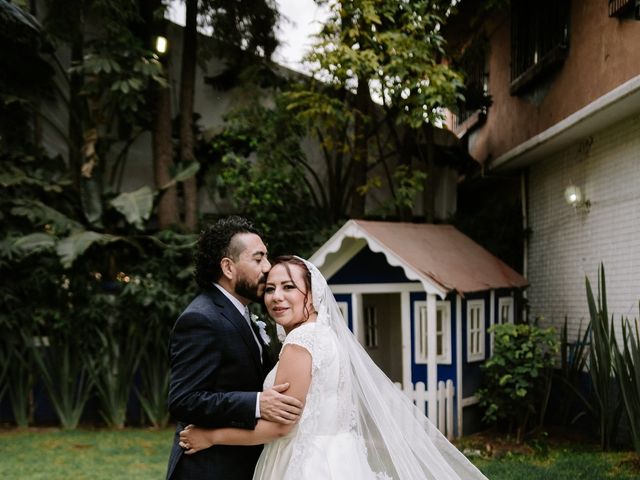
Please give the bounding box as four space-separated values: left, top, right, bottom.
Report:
467 300 485 362
498 297 514 325
414 300 452 364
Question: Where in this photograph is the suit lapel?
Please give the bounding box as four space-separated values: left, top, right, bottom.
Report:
206 288 263 371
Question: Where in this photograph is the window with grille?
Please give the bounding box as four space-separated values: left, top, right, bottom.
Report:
364 306 378 348
414 301 451 364
452 39 490 130
510 0 570 95
608 0 638 18
498 297 514 324
467 300 485 362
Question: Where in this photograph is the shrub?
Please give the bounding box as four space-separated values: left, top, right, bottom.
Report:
478 322 559 442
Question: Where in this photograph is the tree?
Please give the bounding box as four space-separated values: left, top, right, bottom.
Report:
0 1 197 428
174 0 280 231
204 93 327 256
288 0 463 220
178 0 199 231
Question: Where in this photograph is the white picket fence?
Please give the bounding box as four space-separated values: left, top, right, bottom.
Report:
393 380 455 440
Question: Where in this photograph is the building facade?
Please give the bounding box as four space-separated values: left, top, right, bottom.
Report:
445 0 640 341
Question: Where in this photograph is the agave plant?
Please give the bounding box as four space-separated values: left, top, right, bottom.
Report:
88 321 147 429
29 334 94 430
612 308 640 452
557 316 591 426
585 264 623 450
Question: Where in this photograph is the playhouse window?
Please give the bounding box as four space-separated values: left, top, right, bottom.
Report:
364 306 378 348
414 301 451 364
498 297 514 324
467 300 485 362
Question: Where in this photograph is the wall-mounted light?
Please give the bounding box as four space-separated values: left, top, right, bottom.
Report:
564 184 591 212
154 35 168 55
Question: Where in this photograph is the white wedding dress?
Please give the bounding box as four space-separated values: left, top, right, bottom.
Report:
253 258 488 480
253 322 386 480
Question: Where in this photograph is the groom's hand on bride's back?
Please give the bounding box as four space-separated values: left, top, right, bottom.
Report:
260 383 303 424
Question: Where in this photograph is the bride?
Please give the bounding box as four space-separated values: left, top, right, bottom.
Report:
179 256 488 479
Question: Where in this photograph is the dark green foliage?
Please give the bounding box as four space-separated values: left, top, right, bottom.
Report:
88 322 147 429
0 1 54 102
584 264 640 453
477 323 559 442
555 316 591 427
454 174 524 274
612 312 640 452
584 265 624 451
29 335 94 430
0 0 287 429
205 0 279 62
205 96 330 257
4 339 33 428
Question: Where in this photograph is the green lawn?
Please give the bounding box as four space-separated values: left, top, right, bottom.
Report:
0 427 639 479
471 448 640 480
0 428 173 479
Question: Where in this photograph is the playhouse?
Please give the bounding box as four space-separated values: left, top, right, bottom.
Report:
309 219 528 437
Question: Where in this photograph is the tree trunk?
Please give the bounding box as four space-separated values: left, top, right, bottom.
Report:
152 84 179 228
179 0 198 231
69 37 84 189
350 77 369 218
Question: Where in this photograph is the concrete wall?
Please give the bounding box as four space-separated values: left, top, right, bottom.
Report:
526 113 640 341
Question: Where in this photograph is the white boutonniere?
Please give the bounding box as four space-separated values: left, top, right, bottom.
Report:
251 314 271 346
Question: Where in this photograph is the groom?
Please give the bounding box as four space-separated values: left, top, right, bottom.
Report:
166 216 303 479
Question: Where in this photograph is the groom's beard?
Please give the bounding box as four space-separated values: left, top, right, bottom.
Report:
235 275 266 303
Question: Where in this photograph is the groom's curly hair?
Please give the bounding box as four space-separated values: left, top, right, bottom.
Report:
194 216 261 290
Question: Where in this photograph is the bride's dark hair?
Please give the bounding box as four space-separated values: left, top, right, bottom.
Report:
269 255 314 323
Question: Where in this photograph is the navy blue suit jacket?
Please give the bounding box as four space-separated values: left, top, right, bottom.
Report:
166 287 275 480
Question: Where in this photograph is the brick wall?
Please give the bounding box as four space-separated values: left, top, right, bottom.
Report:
527 113 640 342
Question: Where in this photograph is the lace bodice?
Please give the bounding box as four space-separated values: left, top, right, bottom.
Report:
264 322 354 433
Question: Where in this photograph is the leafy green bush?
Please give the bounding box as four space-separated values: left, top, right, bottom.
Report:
478 322 559 442
205 96 333 257
0 147 196 427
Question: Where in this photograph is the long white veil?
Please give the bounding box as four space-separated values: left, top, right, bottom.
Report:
297 257 488 480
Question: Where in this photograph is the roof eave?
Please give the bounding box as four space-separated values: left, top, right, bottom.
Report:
309 220 449 299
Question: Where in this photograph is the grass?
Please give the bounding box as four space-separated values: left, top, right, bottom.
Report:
460 432 640 480
0 427 639 479
472 448 640 479
0 427 173 479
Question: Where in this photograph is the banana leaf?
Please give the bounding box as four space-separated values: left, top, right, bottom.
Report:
56 230 126 268
109 186 154 230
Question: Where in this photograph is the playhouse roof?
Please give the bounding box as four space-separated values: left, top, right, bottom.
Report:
309 220 528 297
